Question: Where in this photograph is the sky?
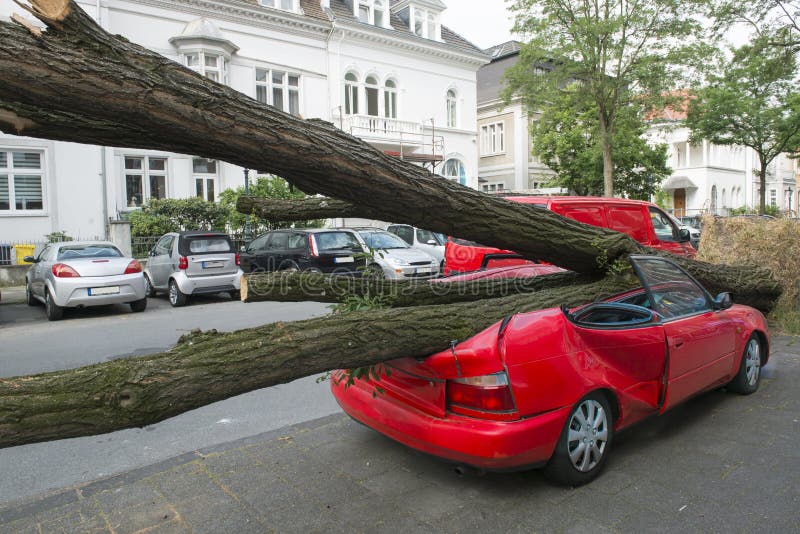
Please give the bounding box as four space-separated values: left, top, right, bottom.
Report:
440 0 517 50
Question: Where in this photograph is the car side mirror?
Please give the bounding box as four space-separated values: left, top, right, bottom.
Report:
240 245 246 252
678 228 691 242
23 255 37 263
426 240 437 245
714 292 733 310
149 248 157 257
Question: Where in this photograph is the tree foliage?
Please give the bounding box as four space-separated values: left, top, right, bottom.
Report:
505 0 707 197
710 0 800 50
685 38 800 214
129 197 229 237
531 85 670 199
218 175 324 238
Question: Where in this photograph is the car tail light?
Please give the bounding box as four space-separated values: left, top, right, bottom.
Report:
52 263 80 278
124 260 142 274
178 256 188 270
309 235 319 257
447 372 515 415
235 253 240 266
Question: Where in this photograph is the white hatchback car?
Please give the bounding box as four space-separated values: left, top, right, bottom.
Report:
24 241 147 321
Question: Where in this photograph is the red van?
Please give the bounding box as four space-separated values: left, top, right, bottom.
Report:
444 196 696 275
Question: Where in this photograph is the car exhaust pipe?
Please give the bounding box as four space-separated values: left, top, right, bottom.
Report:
454 464 485 477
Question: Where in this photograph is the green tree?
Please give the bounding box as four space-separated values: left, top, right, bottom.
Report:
531 86 670 198
218 175 323 238
710 0 800 50
685 39 800 214
129 197 229 237
506 0 707 197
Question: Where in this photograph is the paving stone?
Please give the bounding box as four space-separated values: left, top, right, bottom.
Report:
215 466 303 511
105 500 177 534
199 447 261 476
93 479 165 515
391 484 468 523
145 462 223 502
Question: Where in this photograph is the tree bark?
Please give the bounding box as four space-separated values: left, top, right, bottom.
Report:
241 270 590 307
0 276 633 448
237 197 361 221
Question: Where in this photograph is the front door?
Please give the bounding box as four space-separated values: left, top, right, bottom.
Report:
673 189 686 217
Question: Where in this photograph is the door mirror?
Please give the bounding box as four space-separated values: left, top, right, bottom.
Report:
240 245 247 253
678 228 691 242
426 240 437 245
149 248 157 257
714 292 733 310
23 255 37 263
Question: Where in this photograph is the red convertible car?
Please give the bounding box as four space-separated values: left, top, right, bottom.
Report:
331 255 769 485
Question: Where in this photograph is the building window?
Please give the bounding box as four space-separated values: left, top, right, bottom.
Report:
384 79 397 119
344 72 359 115
365 75 379 117
256 68 300 116
446 89 457 128
259 0 297 11
480 122 505 155
0 150 44 212
193 158 218 202
411 6 439 39
481 182 504 193
355 1 389 27
440 158 467 186
185 52 228 83
124 156 168 208
770 189 777 207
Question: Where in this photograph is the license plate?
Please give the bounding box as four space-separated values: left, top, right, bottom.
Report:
334 256 354 264
416 267 433 274
202 261 223 269
88 286 119 296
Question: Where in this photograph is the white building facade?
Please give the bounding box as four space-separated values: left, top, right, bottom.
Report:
0 0 487 242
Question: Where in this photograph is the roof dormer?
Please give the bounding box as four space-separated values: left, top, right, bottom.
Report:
259 0 301 13
392 0 446 41
349 0 392 29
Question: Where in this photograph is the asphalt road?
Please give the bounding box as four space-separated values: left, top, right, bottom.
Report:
0 292 337 504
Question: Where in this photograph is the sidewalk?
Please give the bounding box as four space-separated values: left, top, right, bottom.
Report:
1 335 799 533
0 286 24 305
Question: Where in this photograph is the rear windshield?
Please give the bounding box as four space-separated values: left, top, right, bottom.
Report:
314 232 364 252
57 245 122 260
181 235 233 255
360 232 409 250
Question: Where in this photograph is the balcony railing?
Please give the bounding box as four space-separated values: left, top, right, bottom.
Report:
341 114 425 141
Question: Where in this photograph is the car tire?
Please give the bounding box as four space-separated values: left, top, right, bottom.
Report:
168 279 188 307
45 289 64 321
143 274 156 298
26 281 36 306
229 290 241 301
278 261 300 272
544 392 613 486
727 334 762 395
129 298 147 313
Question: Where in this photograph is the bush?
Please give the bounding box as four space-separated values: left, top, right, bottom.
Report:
129 198 229 237
698 215 800 333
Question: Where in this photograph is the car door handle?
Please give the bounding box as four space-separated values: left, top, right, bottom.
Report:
672 337 685 348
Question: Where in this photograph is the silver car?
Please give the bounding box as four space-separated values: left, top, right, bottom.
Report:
385 224 446 269
355 229 439 279
144 231 243 307
24 241 147 321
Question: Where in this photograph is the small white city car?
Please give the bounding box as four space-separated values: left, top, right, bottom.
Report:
24 241 147 321
144 231 243 307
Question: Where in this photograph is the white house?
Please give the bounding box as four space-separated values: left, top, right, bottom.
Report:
0 0 488 242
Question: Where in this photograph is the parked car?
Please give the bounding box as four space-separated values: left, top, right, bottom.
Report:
332 255 769 485
385 224 446 268
667 213 701 250
239 228 368 276
445 196 697 275
432 263 565 282
354 228 439 279
144 231 242 307
24 241 147 320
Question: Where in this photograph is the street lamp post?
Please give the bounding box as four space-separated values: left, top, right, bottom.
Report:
243 168 251 243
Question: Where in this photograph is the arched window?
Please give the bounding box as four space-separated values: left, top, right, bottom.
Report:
384 79 397 119
710 185 718 215
722 188 727 208
344 72 359 115
446 89 457 128
365 75 379 117
441 158 466 186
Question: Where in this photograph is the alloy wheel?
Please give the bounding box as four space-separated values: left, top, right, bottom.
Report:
567 399 609 472
169 282 177 305
745 338 761 387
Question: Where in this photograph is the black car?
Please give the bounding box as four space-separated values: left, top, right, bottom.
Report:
239 228 368 275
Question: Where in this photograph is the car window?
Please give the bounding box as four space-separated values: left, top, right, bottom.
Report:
360 231 409 249
315 231 363 252
247 235 269 252
155 235 173 255
268 233 289 250
288 233 308 250
632 257 711 319
388 225 414 245
649 207 680 242
57 244 123 260
416 229 445 245
186 237 231 253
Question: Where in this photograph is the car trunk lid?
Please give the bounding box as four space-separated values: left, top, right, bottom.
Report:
179 235 238 277
62 257 135 277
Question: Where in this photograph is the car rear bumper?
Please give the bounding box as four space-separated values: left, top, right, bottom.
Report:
173 270 242 295
330 373 569 470
51 274 146 307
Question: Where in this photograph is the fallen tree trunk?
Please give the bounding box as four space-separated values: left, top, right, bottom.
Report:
241 270 589 306
237 197 361 221
0 276 633 448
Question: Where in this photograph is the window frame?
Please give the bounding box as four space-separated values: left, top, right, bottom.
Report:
344 72 360 115
192 157 218 203
410 6 439 39
123 155 169 209
440 158 467 186
0 148 46 214
256 68 301 116
446 89 458 128
184 51 229 84
481 181 505 193
258 0 298 12
480 122 505 155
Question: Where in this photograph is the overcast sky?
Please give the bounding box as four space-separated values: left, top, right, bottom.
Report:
440 1 517 50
